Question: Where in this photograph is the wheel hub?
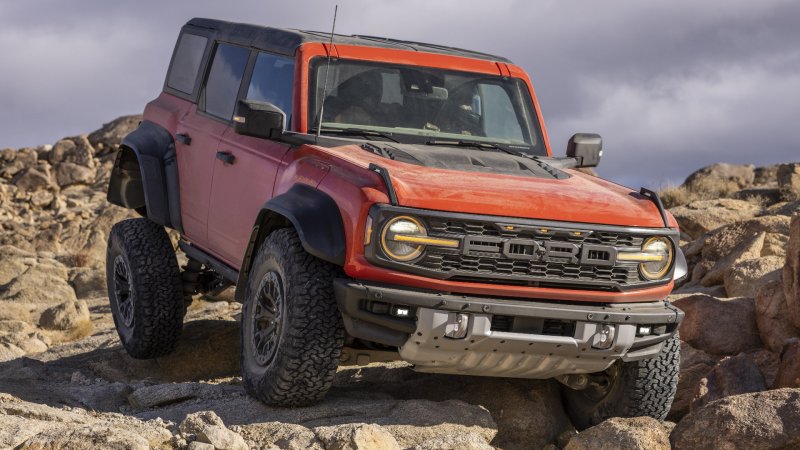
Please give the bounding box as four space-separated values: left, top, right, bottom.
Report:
113 255 135 328
251 271 284 366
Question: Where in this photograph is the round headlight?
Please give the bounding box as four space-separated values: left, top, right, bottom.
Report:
380 216 426 261
639 237 674 280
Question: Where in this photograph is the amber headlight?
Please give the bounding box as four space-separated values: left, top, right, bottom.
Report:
618 236 674 280
379 215 458 262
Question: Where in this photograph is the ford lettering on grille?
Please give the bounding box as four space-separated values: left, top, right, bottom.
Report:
463 236 617 267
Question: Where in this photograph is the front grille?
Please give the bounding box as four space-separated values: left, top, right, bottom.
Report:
411 217 651 290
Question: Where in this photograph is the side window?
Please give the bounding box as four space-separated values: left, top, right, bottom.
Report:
167 33 208 94
246 52 295 126
203 43 250 120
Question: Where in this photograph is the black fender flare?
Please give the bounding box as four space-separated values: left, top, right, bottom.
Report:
108 120 182 231
235 184 346 301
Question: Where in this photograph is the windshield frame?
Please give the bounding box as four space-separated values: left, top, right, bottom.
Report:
306 57 548 156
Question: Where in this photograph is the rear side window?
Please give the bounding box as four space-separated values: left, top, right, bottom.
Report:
203 43 250 120
246 52 295 126
167 33 208 94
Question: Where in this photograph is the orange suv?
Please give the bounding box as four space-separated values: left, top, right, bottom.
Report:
106 18 686 428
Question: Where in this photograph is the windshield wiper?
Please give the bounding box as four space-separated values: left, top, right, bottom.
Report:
425 139 526 158
311 127 399 143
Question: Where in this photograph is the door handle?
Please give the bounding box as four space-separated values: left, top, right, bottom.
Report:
176 133 192 145
216 151 236 165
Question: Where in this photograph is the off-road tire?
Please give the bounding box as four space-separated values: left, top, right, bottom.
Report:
106 218 185 359
563 332 680 430
241 227 345 406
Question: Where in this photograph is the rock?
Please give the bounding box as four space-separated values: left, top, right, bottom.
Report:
314 423 401 450
693 215 790 286
723 256 783 298
778 163 800 201
69 268 107 298
671 389 800 449
187 442 217 450
564 417 670 450
754 164 780 185
755 279 800 353
671 294 762 355
683 163 755 196
17 425 151 450
55 162 96 187
179 411 226 437
785 214 800 329
670 343 719 419
87 115 141 152
761 231 789 258
763 200 800 217
39 300 91 332
731 187 783 206
61 136 96 168
411 432 493 450
670 198 761 240
748 348 782 387
691 353 766 410
128 382 216 408
773 338 800 388
49 139 75 165
0 256 77 306
196 425 249 450
239 422 323 450
702 231 764 286
12 167 52 192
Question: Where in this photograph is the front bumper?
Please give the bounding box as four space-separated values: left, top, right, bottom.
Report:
335 280 683 379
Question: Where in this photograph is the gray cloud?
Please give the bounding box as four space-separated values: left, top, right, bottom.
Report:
1 0 798 188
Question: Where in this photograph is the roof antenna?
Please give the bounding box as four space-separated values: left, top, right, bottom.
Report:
315 4 338 138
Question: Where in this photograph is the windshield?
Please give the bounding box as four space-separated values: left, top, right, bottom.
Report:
309 59 547 155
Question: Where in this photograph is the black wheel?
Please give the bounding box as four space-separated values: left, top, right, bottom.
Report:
241 227 345 406
106 218 185 359
562 332 680 430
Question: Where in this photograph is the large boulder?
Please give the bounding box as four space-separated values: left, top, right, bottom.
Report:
670 343 719 419
785 214 800 329
671 294 762 355
755 279 800 353
87 115 141 153
671 199 761 240
12 167 52 192
55 162 96 187
778 163 800 201
314 423 401 450
671 389 800 449
723 256 783 298
682 163 755 196
691 353 767 410
691 215 790 286
773 338 800 388
564 417 670 450
38 300 91 334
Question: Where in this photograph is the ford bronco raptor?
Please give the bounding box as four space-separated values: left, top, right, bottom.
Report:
106 18 686 428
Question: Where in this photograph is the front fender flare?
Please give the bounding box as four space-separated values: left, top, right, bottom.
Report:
235 184 346 301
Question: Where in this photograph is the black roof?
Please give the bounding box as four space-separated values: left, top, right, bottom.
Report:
186 18 512 63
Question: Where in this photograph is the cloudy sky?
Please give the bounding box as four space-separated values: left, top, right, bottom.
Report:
1 0 798 188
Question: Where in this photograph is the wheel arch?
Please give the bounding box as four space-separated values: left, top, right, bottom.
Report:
234 184 347 302
107 120 182 231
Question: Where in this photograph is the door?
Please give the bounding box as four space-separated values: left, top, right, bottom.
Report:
176 42 250 248
206 51 296 266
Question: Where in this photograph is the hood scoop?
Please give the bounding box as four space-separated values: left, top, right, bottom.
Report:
361 142 570 180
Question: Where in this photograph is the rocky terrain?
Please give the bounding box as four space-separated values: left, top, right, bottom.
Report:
0 117 799 449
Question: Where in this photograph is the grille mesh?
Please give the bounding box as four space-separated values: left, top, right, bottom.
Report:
414 218 647 288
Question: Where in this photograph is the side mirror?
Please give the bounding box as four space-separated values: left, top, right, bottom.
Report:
567 133 603 168
233 100 286 139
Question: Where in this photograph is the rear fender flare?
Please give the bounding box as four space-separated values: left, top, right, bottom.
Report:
108 120 182 231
